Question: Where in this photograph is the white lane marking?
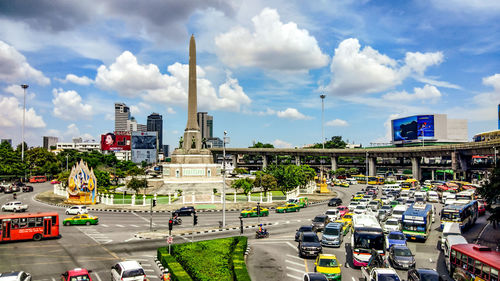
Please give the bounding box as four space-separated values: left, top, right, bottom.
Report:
144 269 155 272
115 224 125 228
101 224 109 227
286 254 304 261
286 221 290 224
285 259 304 267
52 278 56 281
352 277 356 281
94 273 102 281
286 242 298 251
131 211 151 223
286 266 304 274
287 274 302 280
180 236 189 241
125 237 140 242
130 224 140 227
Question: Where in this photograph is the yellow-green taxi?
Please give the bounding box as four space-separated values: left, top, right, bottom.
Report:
334 219 350 235
276 203 300 213
240 206 269 218
314 254 341 280
63 214 99 226
338 212 353 228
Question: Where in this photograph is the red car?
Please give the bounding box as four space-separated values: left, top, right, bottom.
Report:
336 205 349 217
478 203 486 215
50 180 61 184
61 268 92 281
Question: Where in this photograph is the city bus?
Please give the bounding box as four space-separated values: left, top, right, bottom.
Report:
351 214 385 267
440 201 479 230
449 244 500 281
352 175 367 184
367 176 385 185
456 190 477 202
401 203 433 241
29 176 47 183
0 212 60 242
402 179 419 190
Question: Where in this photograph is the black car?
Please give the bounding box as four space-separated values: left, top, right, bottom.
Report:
311 215 330 232
389 245 416 270
303 273 328 281
295 225 314 241
22 185 33 192
407 268 443 281
327 198 342 207
173 206 195 216
297 232 322 258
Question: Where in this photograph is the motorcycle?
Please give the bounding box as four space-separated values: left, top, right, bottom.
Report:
173 217 182 225
255 230 269 239
12 193 17 200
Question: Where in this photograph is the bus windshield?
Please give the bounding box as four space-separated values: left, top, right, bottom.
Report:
353 232 384 251
441 211 460 221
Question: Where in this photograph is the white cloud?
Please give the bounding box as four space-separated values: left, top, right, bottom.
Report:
167 107 176 114
52 88 93 120
382 85 442 103
215 8 329 71
372 113 401 143
327 38 443 96
65 123 94 141
172 130 179 135
0 96 46 128
58 74 93 85
276 108 312 120
272 139 292 148
0 40 50 85
97 51 251 112
326 119 348 127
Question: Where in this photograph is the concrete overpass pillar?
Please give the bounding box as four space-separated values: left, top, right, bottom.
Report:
411 157 421 181
331 156 338 171
262 155 268 170
232 154 238 169
295 156 301 166
431 169 435 180
368 157 377 176
451 152 458 180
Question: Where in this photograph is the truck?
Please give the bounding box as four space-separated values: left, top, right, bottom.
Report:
1 201 29 212
360 249 401 281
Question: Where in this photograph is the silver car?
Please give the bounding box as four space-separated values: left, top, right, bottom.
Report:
0 271 32 281
65 205 88 215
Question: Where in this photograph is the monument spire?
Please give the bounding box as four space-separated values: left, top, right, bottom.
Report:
186 34 199 131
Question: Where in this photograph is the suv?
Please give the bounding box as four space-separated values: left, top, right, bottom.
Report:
298 232 322 258
311 215 330 232
61 268 92 281
111 261 146 281
173 206 195 216
0 271 32 281
65 206 88 215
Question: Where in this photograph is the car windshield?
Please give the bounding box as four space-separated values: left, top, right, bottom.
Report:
303 234 319 243
344 214 352 219
356 205 366 209
123 268 145 278
369 202 378 205
313 217 326 222
386 220 398 226
394 248 412 256
393 210 404 215
324 228 339 235
419 272 439 281
299 226 313 232
325 211 337 215
318 258 338 267
388 233 405 240
382 206 392 210
70 275 91 281
378 274 401 281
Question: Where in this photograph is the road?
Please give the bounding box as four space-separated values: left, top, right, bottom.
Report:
0 182 492 280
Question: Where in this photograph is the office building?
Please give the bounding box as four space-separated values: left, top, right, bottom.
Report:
43 136 58 150
206 137 223 148
55 141 100 153
197 112 213 139
147 113 163 151
127 118 147 132
115 102 130 132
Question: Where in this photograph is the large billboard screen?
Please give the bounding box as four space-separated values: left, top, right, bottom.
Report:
131 132 157 164
392 115 435 142
101 133 131 151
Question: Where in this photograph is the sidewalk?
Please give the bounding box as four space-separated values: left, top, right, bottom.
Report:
477 222 500 250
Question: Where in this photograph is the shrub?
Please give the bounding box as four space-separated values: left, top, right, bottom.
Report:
157 247 192 281
233 237 251 281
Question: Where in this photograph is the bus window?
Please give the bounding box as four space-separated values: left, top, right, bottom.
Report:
28 218 36 228
492 267 499 281
11 219 19 229
19 218 27 228
467 256 474 273
482 264 491 280
52 216 57 226
475 260 482 276
451 249 456 263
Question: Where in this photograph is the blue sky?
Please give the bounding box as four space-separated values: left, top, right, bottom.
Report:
0 0 499 149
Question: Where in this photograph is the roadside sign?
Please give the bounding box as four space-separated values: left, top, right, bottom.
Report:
167 236 173 244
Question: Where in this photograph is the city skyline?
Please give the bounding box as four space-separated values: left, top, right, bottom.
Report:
0 1 499 148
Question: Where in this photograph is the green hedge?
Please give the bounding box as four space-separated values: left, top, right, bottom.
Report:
157 247 193 281
157 236 250 281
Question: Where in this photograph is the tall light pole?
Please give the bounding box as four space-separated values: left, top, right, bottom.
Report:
320 94 326 149
222 130 228 227
20 84 28 164
66 154 69 172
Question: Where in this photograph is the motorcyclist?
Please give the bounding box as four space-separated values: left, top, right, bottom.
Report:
13 193 17 200
257 224 266 234
172 213 180 224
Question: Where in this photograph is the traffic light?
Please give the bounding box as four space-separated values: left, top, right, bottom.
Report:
256 203 261 216
168 219 173 231
152 199 157 207
193 213 198 226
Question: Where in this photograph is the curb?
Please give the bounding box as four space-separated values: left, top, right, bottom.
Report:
154 257 165 273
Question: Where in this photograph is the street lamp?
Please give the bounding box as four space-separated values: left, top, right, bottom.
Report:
20 84 28 163
320 94 326 149
66 154 69 172
222 130 228 227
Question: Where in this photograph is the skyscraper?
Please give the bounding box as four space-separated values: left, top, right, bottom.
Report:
43 136 58 150
147 113 163 151
197 112 213 139
115 103 130 132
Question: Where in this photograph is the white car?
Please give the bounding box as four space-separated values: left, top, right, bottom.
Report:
383 218 401 233
358 198 370 206
325 209 340 221
65 205 88 215
354 205 369 215
391 205 407 222
1 201 28 212
427 191 440 203
442 193 456 204
348 201 359 211
111 261 146 281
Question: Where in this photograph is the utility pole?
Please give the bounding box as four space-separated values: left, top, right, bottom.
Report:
320 94 326 149
222 131 228 227
21 84 28 182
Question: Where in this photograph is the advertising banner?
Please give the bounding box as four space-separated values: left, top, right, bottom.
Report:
101 133 131 151
131 132 157 164
392 115 435 141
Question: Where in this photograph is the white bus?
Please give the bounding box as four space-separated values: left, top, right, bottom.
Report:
351 214 385 267
455 190 476 202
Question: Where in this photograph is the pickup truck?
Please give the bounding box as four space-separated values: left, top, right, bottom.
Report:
1 201 29 212
361 267 400 281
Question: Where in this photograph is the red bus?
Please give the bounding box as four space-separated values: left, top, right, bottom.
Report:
0 212 60 242
449 244 500 281
29 176 47 183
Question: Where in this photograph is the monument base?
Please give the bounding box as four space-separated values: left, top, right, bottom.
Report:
171 148 213 164
162 163 220 178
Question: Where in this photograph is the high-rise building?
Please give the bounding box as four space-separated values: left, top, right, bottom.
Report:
43 136 58 150
147 113 163 151
127 118 147 132
115 102 130 132
197 112 213 139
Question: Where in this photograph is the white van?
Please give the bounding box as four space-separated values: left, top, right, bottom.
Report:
427 191 440 203
400 190 410 199
391 205 408 222
444 235 468 272
440 222 462 250
414 191 427 201
382 184 401 195
442 192 456 204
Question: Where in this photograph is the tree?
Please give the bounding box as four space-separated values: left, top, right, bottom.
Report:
94 170 111 189
477 166 500 225
249 142 274 148
308 136 347 149
231 178 253 195
334 168 347 176
348 167 359 175
261 174 277 195
127 177 147 194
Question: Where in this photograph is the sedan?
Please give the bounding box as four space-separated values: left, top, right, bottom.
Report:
240 207 269 218
173 206 195 216
383 218 401 233
407 268 443 281
276 203 300 213
22 185 33 192
389 245 416 270
385 231 407 250
478 203 486 215
348 201 359 211
336 206 349 217
50 180 61 184
295 225 314 242
63 214 99 226
328 198 342 207
353 205 369 215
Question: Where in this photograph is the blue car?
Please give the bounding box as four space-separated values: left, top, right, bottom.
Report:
385 231 407 250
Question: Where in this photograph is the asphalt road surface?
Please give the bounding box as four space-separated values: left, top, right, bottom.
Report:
0 182 493 281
